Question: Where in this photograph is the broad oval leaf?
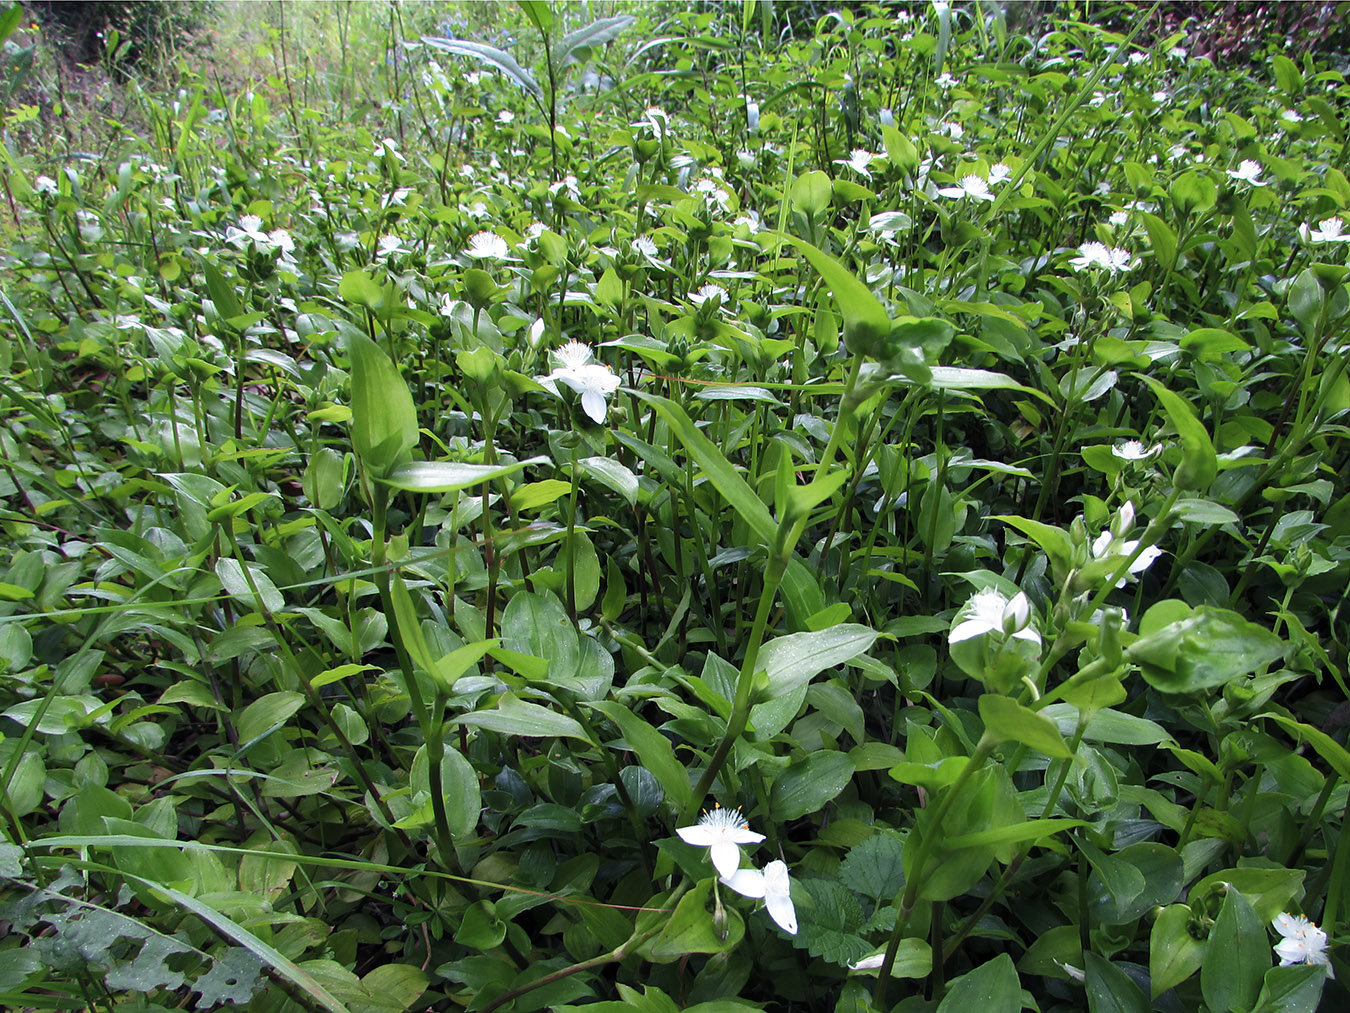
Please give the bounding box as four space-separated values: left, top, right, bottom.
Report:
759 624 878 700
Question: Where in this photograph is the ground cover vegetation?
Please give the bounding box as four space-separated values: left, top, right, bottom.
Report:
1 0 1349 1010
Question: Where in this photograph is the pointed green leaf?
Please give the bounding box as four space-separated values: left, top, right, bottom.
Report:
630 391 777 546
556 15 635 68
378 456 548 493
421 36 542 99
979 695 1072 758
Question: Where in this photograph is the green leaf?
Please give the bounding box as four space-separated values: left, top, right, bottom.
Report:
411 743 481 839
421 36 542 99
589 702 691 813
1085 952 1148 1013
978 694 1072 758
769 751 856 820
215 557 284 614
992 514 1076 582
937 953 1020 1013
1129 606 1285 693
771 233 893 363
839 831 907 902
0 5 24 47
759 624 878 700
1202 887 1269 1013
942 818 1089 851
202 261 243 321
1142 213 1177 267
338 269 389 312
236 691 305 744
1139 375 1216 492
501 590 580 686
1151 904 1204 998
790 171 832 217
556 15 635 68
348 333 419 473
649 880 743 962
377 456 548 493
630 391 776 546
1267 715 1350 783
453 694 592 742
116 872 351 1013
579 456 639 505
1252 964 1328 1013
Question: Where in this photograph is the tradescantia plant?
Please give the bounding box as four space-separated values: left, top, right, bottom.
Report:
3 0 1350 1011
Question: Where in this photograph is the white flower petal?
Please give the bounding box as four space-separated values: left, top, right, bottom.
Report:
721 868 766 898
709 840 743 879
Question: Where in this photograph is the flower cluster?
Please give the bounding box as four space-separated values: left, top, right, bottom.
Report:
677 806 797 935
1273 913 1334 977
1069 241 1138 274
534 341 621 424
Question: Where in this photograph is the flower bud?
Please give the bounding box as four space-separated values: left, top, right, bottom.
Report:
1113 501 1136 538
1002 591 1032 635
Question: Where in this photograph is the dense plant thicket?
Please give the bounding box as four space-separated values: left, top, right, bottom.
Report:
1 1 1350 1012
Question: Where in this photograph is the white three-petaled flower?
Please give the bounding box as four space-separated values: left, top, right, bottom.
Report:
721 859 798 935
1273 913 1334 977
949 588 1039 646
556 362 620 424
676 806 765 879
1301 217 1350 244
1091 530 1163 585
1227 159 1267 187
937 174 993 201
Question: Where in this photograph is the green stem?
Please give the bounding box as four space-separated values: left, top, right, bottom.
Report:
875 737 995 1007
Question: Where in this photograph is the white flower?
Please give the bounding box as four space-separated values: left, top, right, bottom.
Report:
633 235 661 259
224 216 270 249
1091 531 1163 585
935 72 957 88
949 588 1040 646
732 211 762 233
1273 913 1334 977
1152 90 1169 103
465 231 510 259
556 362 621 424
549 175 581 199
33 175 57 195
835 148 880 178
373 138 403 161
689 283 728 309
1068 241 1137 273
1227 159 1267 186
552 340 593 371
377 234 405 257
676 806 765 879
937 174 993 201
267 229 295 253
1112 439 1162 461
1128 51 1148 65
1109 210 1130 227
694 176 732 210
1301 217 1350 244
1281 109 1304 124
850 953 887 971
879 107 895 127
721 860 797 935
496 109 515 124
988 163 1012 185
941 121 964 140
